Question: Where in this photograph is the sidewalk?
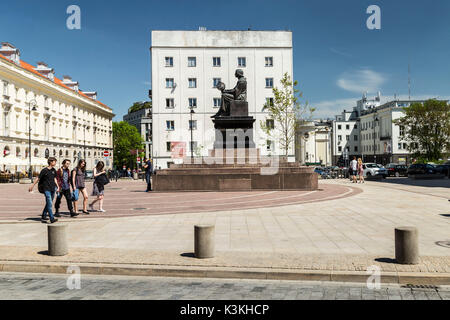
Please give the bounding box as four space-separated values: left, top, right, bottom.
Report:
0 179 448 284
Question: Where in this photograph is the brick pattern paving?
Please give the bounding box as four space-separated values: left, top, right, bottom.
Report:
0 273 448 300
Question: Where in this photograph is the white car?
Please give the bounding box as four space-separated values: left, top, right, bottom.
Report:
363 163 388 178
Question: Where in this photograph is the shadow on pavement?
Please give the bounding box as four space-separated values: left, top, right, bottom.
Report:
374 257 397 264
180 252 195 258
368 177 450 188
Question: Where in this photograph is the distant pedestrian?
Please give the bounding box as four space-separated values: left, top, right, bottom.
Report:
89 161 108 213
72 159 89 214
28 157 59 223
127 168 132 178
143 158 153 192
55 159 78 218
350 156 357 183
357 158 365 184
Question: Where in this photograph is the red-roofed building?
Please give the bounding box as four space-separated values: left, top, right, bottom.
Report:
0 42 114 173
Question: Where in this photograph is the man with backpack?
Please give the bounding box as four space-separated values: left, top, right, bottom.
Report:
143 158 153 192
55 159 78 218
29 157 59 223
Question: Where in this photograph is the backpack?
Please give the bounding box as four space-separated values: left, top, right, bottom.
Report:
38 168 48 194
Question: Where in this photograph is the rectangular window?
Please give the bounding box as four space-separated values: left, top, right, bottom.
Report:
399 126 405 136
267 140 274 151
398 143 402 150
165 57 173 67
338 125 342 130
265 97 274 108
188 78 197 88
213 57 221 67
338 135 342 141
266 119 274 130
403 143 407 150
166 98 174 108
2 81 8 95
354 146 358 152
189 120 197 130
165 78 174 88
213 78 221 87
188 57 196 67
238 57 246 67
338 146 342 152
354 135 358 141
346 135 350 140
166 120 174 131
354 124 358 129
188 98 197 108
346 125 350 130
166 142 171 152
265 56 273 67
213 98 221 108
265 78 273 88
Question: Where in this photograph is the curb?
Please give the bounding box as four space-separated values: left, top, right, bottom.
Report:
0 261 449 285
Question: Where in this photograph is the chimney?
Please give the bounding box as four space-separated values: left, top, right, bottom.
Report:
35 61 55 81
0 42 21 65
62 75 79 91
82 91 97 100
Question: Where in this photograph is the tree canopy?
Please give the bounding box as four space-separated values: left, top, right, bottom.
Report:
393 99 450 161
128 101 151 114
260 73 314 157
112 121 144 168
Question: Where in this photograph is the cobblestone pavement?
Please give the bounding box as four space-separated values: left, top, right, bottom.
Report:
0 272 448 300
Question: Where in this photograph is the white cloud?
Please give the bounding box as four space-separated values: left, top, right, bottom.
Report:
330 48 353 58
337 69 386 94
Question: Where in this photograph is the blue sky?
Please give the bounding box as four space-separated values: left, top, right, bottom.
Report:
2 0 449 119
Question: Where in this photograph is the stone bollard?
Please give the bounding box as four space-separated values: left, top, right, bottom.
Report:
194 225 215 259
395 227 419 264
48 224 68 256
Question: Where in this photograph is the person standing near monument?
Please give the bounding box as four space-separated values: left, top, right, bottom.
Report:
55 159 78 218
144 158 153 192
350 156 358 183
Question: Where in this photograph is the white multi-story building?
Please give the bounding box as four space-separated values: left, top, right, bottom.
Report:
0 42 114 174
331 93 381 165
296 120 332 166
150 30 294 169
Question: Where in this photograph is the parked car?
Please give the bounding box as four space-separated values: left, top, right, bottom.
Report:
407 164 437 176
435 164 450 176
363 163 388 178
85 170 94 179
385 163 409 177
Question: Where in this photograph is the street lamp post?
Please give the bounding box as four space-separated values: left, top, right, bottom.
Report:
28 100 37 181
190 108 195 161
373 116 379 163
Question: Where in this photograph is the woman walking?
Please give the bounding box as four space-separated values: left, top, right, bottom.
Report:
89 161 108 212
357 158 365 184
72 159 89 214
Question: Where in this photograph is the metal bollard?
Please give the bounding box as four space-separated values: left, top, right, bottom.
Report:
194 225 215 259
395 227 419 264
48 224 68 256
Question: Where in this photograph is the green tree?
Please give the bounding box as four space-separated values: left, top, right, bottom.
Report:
128 101 151 113
260 73 314 157
112 121 144 168
393 99 450 161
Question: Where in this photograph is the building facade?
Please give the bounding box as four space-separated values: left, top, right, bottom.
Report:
0 42 114 174
296 120 332 166
150 30 294 169
123 104 153 159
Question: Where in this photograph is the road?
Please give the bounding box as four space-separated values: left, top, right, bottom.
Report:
0 272 448 300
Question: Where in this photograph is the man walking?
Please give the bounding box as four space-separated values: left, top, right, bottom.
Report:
29 157 59 223
350 156 358 183
143 158 153 192
55 159 78 218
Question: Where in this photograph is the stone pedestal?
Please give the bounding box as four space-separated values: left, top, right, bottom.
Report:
395 227 419 264
213 116 256 149
194 225 215 259
48 224 68 256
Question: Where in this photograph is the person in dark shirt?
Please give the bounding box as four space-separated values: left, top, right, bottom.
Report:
55 159 78 218
29 157 59 223
143 158 153 192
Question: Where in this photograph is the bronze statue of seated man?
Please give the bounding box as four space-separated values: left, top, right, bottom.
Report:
212 69 247 118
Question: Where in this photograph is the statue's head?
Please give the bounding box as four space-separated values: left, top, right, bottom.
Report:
235 69 244 78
